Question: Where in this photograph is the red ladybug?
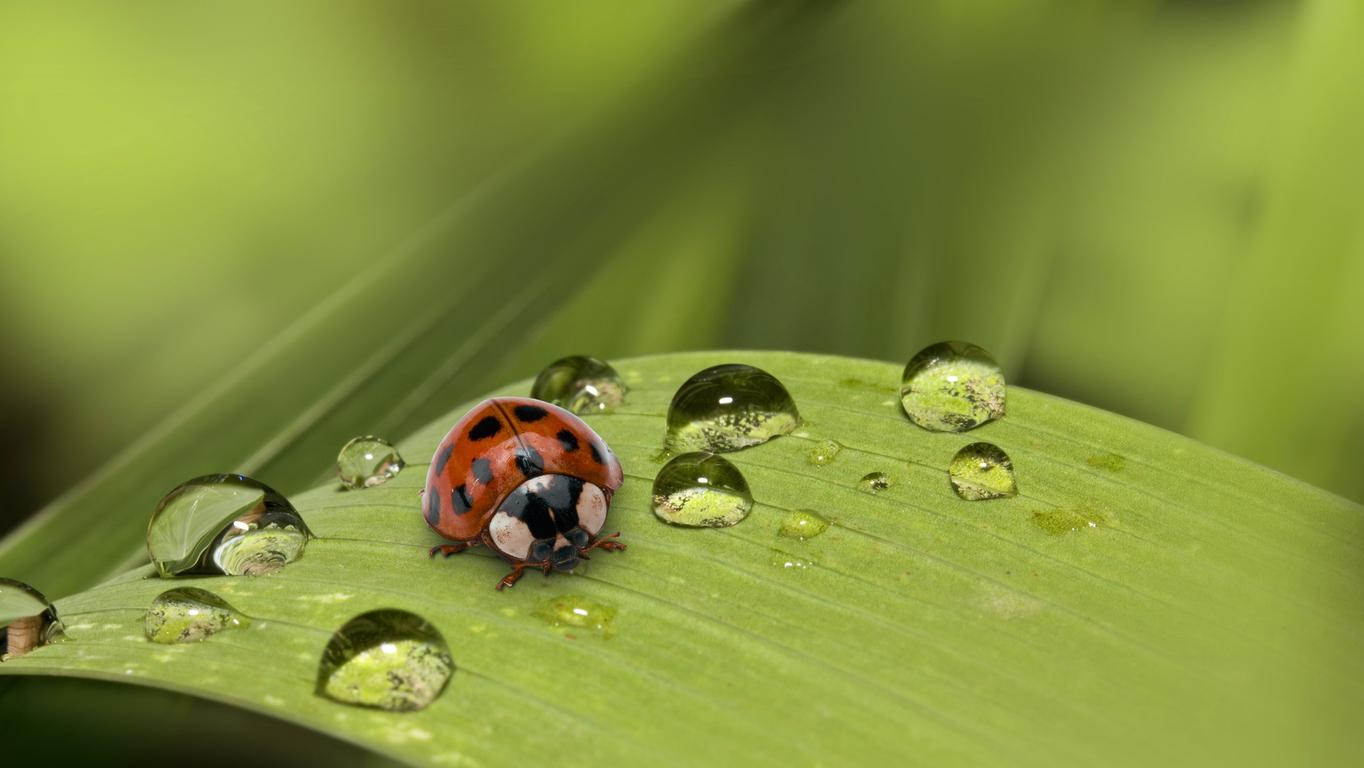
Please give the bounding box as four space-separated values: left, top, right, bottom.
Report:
423 397 626 589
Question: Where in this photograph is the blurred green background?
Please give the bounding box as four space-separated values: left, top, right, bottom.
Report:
1 0 1361 535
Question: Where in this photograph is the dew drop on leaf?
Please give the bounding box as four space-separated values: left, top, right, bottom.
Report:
664 364 800 453
859 472 892 493
536 594 618 638
0 578 63 659
651 452 754 528
949 442 1018 501
144 587 248 644
806 439 842 466
778 510 830 540
900 341 1006 432
530 355 629 414
146 474 312 578
336 435 405 489
316 609 453 713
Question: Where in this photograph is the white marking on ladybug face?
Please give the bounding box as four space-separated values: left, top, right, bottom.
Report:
575 482 608 536
488 511 534 560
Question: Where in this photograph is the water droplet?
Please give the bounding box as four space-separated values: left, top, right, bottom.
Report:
859 472 892 493
1085 452 1125 472
806 439 842 466
651 452 754 528
778 510 830 540
949 442 1018 501
316 609 453 712
336 436 405 489
536 594 617 638
768 551 814 570
0 579 63 659
900 341 1006 432
1033 507 1105 535
664 364 800 453
530 355 629 414
147 474 312 578
144 588 248 644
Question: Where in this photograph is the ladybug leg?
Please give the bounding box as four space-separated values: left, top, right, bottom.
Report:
429 541 476 558
496 563 532 591
581 531 626 555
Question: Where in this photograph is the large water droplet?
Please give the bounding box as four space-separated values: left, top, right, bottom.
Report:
665 364 800 453
651 452 754 528
778 510 830 540
949 442 1018 500
806 439 842 466
536 594 618 638
147 474 312 578
336 436 404 489
530 355 628 414
144 588 248 644
900 341 1006 432
0 579 62 660
316 609 453 712
859 472 892 493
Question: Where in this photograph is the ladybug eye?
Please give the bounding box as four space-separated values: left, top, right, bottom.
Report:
529 539 554 562
567 528 589 548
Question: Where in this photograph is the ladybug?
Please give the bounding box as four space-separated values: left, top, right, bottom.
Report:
423 397 626 589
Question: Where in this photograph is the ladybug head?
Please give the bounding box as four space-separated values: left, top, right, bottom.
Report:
488 474 609 571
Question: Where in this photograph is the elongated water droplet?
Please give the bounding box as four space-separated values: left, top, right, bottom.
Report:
317 609 453 712
1085 452 1125 472
0 579 62 660
651 452 753 528
144 588 248 644
949 442 1018 500
337 436 404 489
806 439 842 466
779 510 829 540
536 594 618 638
665 364 800 453
147 474 312 578
530 355 628 414
1033 507 1105 535
901 341 1006 432
859 472 891 493
769 551 814 570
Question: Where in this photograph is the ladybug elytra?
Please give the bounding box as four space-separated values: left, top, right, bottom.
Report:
423 398 625 589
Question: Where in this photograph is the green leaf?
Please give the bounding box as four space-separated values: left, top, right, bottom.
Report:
2 351 1360 766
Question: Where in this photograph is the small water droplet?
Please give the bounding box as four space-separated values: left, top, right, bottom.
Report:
1085 452 1125 472
336 436 404 489
147 474 312 578
806 439 842 466
949 442 1018 501
778 510 830 540
316 609 453 712
900 341 1006 432
664 364 800 453
144 588 248 644
0 578 63 659
651 452 754 527
859 472 892 493
530 355 628 414
536 594 617 638
1033 507 1105 535
768 551 814 570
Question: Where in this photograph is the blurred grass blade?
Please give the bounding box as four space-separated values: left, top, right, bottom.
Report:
3 352 1360 766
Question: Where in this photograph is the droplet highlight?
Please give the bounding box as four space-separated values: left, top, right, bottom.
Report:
806 439 842 466
949 442 1018 501
317 609 453 712
664 364 800 453
147 474 312 578
779 510 829 540
530 355 629 414
859 472 892 493
145 588 248 644
0 579 62 660
536 594 618 638
900 341 1006 432
651 452 754 528
337 436 404 489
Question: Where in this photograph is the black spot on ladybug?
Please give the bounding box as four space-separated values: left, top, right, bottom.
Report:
556 429 580 452
589 442 605 465
515 446 545 478
468 416 501 441
513 404 549 422
499 486 558 539
434 444 454 474
452 484 473 515
553 477 585 533
471 458 493 485
425 489 441 526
